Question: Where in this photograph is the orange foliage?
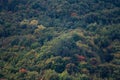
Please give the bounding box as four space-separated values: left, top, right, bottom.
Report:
19 68 27 73
71 12 78 17
13 45 19 48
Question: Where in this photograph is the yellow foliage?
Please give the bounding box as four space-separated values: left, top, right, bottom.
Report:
34 29 39 34
113 52 120 59
34 25 46 33
37 25 46 30
81 68 89 74
45 58 54 64
29 19 38 25
20 19 29 25
26 71 39 79
63 57 71 61
80 61 87 65
76 41 88 49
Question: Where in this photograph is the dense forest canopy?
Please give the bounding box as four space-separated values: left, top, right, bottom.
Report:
0 0 120 80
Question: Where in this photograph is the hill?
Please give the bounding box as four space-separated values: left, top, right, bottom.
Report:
0 0 120 80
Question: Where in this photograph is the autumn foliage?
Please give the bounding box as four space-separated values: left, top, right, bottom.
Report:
71 12 78 17
75 54 86 61
19 68 27 73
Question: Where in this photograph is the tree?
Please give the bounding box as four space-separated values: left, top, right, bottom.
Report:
66 63 79 75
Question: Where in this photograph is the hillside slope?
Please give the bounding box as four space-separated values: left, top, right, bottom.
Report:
0 0 120 80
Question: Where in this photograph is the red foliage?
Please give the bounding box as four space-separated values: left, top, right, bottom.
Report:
19 68 27 73
76 54 86 61
71 12 78 17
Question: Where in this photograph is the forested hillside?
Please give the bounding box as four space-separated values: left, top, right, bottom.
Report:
0 0 120 80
